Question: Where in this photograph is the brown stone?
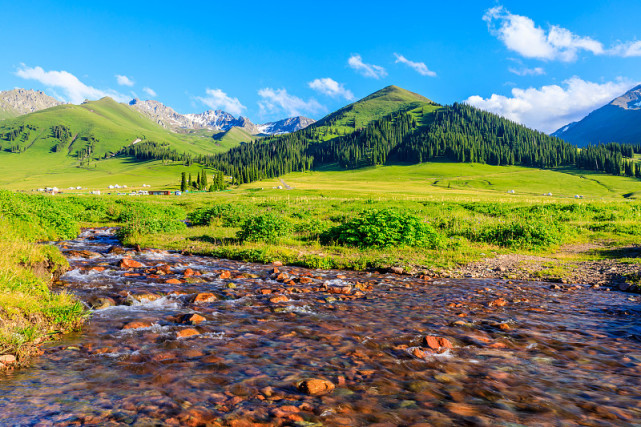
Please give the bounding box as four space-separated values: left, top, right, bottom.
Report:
297 378 335 395
272 261 283 267
0 354 16 365
411 347 427 358
299 277 313 284
120 258 143 269
177 328 200 338
276 272 289 281
165 278 182 285
184 268 195 277
219 270 231 279
490 298 507 307
269 295 289 303
423 336 453 350
122 321 153 330
182 313 206 325
90 266 105 272
192 293 218 303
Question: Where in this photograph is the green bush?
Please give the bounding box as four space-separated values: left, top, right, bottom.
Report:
322 208 442 248
237 213 291 243
116 203 186 240
471 219 566 249
188 204 247 227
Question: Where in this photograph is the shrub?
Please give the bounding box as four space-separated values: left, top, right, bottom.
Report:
237 213 291 243
322 208 442 248
116 203 186 240
188 204 247 227
471 219 566 249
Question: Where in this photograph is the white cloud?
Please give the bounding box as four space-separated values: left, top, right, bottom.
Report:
115 74 135 87
143 87 157 97
394 53 437 77
308 78 355 101
609 40 641 57
484 6 603 61
348 54 387 79
15 64 129 104
508 66 546 76
465 77 634 133
258 88 324 117
196 88 246 116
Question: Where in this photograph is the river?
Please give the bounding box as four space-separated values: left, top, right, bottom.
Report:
0 228 640 426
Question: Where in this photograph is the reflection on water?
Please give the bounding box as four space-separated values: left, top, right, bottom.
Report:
1 228 640 425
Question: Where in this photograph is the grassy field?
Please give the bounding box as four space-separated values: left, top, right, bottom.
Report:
240 162 641 200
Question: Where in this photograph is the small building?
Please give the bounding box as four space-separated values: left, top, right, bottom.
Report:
149 190 171 196
90 190 101 195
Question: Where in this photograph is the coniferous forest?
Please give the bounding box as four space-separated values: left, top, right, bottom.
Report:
118 103 641 184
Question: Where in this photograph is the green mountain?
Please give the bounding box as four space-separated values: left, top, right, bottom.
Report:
314 85 436 131
0 97 240 161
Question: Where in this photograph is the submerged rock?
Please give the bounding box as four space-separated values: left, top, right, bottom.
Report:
297 378 335 395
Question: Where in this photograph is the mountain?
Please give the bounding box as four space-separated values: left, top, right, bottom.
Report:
257 117 316 135
128 98 314 135
0 97 238 160
552 84 641 146
314 85 436 130
0 89 61 120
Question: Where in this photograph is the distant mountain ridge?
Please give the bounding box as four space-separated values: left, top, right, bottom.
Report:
552 84 641 146
128 98 314 135
0 89 61 119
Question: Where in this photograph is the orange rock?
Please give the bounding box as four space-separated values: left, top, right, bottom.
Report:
120 258 142 269
123 273 140 277
192 293 218 303
490 298 507 307
157 264 172 274
423 336 453 350
183 313 206 325
177 328 200 338
259 289 273 295
411 347 427 358
165 278 182 285
299 277 313 284
297 378 335 395
272 261 283 267
91 266 105 272
499 323 511 330
276 272 289 281
269 295 289 303
122 321 153 330
219 270 231 279
0 354 16 365
184 268 195 277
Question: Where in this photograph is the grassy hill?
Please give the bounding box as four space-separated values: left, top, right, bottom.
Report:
212 126 257 145
312 85 438 138
0 97 239 160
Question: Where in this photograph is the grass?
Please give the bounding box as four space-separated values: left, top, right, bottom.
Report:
88 161 641 273
0 192 85 363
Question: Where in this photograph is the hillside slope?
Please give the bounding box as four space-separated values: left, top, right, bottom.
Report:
0 97 235 161
552 84 641 145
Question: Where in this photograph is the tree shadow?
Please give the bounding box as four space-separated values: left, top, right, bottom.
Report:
187 235 238 245
590 245 641 260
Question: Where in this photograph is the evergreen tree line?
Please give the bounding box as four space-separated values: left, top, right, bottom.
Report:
117 104 641 183
180 169 226 192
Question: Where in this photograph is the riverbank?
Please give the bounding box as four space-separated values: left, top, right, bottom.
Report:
0 191 85 369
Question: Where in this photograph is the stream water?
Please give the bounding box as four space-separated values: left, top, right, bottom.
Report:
1 228 641 426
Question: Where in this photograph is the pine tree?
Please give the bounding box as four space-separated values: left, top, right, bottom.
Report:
181 172 187 192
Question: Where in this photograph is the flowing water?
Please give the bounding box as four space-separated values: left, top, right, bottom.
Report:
1 228 641 426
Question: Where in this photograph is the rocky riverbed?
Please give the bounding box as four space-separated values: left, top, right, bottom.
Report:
0 228 640 426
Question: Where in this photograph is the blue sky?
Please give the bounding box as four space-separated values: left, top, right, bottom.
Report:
1 0 640 131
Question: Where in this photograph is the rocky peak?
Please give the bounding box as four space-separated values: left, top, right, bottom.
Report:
0 88 62 116
610 84 641 110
